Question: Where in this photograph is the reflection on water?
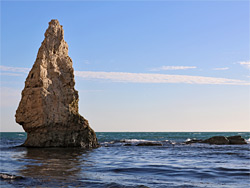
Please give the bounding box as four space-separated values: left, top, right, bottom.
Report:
17 148 92 186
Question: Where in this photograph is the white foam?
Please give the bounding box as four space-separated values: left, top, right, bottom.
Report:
246 138 250 144
103 141 115 144
120 139 153 143
185 138 197 142
185 138 191 142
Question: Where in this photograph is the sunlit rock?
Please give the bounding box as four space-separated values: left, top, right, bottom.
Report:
15 19 98 148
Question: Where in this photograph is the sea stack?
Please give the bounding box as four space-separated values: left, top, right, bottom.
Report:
15 19 98 148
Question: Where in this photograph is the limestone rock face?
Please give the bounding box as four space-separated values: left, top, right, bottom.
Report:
15 19 98 148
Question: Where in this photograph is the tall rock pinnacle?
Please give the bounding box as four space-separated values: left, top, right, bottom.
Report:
15 19 98 148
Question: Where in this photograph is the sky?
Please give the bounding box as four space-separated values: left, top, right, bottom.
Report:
0 0 249 132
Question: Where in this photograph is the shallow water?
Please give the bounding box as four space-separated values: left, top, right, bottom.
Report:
1 132 250 187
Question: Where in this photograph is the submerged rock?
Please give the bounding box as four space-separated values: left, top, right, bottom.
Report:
15 20 98 148
0 173 24 180
124 143 132 146
136 142 163 146
185 139 203 144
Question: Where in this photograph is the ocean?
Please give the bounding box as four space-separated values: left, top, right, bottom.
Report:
0 132 249 188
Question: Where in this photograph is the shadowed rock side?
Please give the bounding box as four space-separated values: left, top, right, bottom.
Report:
15 19 98 148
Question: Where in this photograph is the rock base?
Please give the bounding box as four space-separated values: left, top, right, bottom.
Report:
22 116 99 148
23 129 98 148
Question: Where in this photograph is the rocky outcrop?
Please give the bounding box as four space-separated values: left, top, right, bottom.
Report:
15 19 98 148
186 135 247 145
227 136 247 145
202 136 230 145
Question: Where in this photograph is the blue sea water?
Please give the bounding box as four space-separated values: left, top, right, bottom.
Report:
0 132 250 188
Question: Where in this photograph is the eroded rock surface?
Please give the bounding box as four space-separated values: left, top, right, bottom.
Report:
15 19 98 148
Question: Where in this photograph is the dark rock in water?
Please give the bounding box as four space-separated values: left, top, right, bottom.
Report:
227 136 247 145
185 139 203 144
201 135 247 145
15 19 98 148
202 136 230 145
137 185 150 188
136 142 163 146
0 173 24 180
124 143 132 146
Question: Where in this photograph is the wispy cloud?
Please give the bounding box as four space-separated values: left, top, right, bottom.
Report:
83 60 90 65
0 72 25 76
150 66 197 71
1 65 249 85
238 61 250 69
0 65 29 73
75 71 249 85
213 67 229 71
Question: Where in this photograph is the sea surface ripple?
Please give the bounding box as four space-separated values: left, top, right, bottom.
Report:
0 132 249 188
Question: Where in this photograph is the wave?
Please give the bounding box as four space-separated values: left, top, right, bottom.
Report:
108 166 250 179
120 139 156 143
246 138 250 144
100 137 250 147
185 138 192 142
100 138 173 147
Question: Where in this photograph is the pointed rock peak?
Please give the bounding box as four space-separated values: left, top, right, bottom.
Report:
15 20 98 148
44 19 64 41
49 19 60 26
40 19 68 56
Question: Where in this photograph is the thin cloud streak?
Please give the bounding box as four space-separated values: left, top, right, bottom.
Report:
0 72 25 76
150 66 197 71
1 65 249 85
0 65 29 73
238 61 250 69
213 67 229 71
75 71 250 85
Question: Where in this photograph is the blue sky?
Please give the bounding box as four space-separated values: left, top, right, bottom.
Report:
1 0 249 132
